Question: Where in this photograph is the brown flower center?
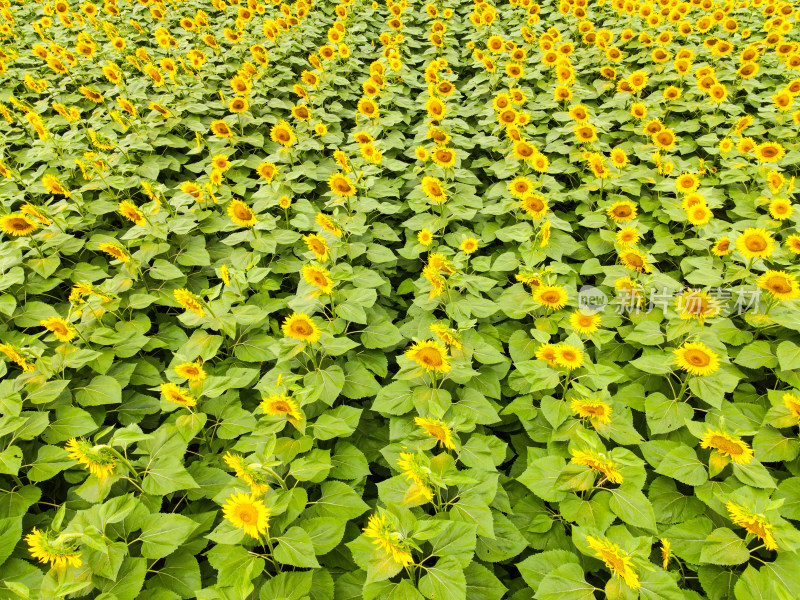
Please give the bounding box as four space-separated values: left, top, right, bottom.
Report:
416 347 444 367
684 349 711 366
709 435 743 455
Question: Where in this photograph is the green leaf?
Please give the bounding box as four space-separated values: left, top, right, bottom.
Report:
274 526 321 568
535 563 596 600
75 375 122 406
419 556 467 600
608 486 657 533
700 528 751 566
138 513 198 559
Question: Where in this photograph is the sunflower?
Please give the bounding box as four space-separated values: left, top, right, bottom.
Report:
758 270 800 301
40 316 76 343
460 238 479 255
414 417 456 449
397 452 434 501
421 176 447 204
769 198 793 220
328 172 356 197
316 213 342 237
119 200 145 226
26 528 82 570
414 146 429 161
570 449 623 484
555 344 584 370
431 147 456 168
223 452 270 494
610 148 628 168
257 162 278 182
736 228 775 259
174 362 206 383
754 141 785 163
211 120 233 139
712 237 733 256
674 341 720 376
586 536 640 590
282 313 320 343
98 242 129 263
229 97 248 114
519 194 549 219
222 493 270 539
570 398 612 424
606 200 637 223
535 343 558 367
686 204 712 226
570 310 602 335
533 285 568 310
42 174 71 197
160 382 197 408
726 502 778 551
363 513 413 567
303 234 329 262
512 140 536 161
261 393 303 426
675 172 699 194
173 288 205 317
619 248 652 273
302 265 334 294
509 176 533 198
675 290 722 323
405 340 451 373
358 98 379 119
418 229 434 246
227 199 257 227
270 120 296 146
0 213 38 236
700 430 753 464
615 227 640 247
65 437 117 481
574 123 598 143
20 204 50 225
786 234 800 255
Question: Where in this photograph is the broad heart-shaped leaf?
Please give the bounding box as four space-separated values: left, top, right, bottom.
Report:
645 393 693 435
607 486 657 533
0 517 22 568
475 511 527 562
733 566 774 600
655 446 708 486
138 512 198 559
314 481 370 520
637 568 685 600
464 562 507 600
75 375 122 406
700 528 751 566
141 457 198 495
419 556 467 600
777 340 800 371
535 563 596 600
364 579 425 600
274 526 320 568
427 521 477 568
519 550 581 591
301 517 347 555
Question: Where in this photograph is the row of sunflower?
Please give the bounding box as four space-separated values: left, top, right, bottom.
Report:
3 0 800 597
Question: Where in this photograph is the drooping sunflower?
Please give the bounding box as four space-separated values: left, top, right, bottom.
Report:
0 213 39 236
40 316 76 343
569 310 602 335
173 289 205 317
328 172 356 197
227 199 257 228
405 340 451 373
570 397 612 424
674 341 720 376
758 270 800 301
119 200 145 226
42 174 71 197
223 452 270 495
282 313 320 343
316 213 342 238
222 492 270 539
726 502 778 551
414 417 456 450
585 535 640 590
26 528 82 570
160 382 197 408
570 448 623 484
260 393 303 426
700 429 753 464
429 323 461 350
65 436 118 481
98 242 130 263
363 512 413 567
302 265 334 294
533 285 568 310
174 362 206 383
735 228 775 259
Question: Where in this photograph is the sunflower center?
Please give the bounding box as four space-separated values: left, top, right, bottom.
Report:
235 504 258 524
625 253 643 267
541 292 560 303
561 350 577 361
613 206 632 218
580 404 605 416
765 276 791 293
745 235 766 251
526 197 545 212
416 347 444 367
291 320 313 335
709 435 743 455
10 218 29 231
684 349 711 366
234 206 253 220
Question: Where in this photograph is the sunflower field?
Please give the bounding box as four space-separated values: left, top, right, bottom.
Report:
5 0 800 597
